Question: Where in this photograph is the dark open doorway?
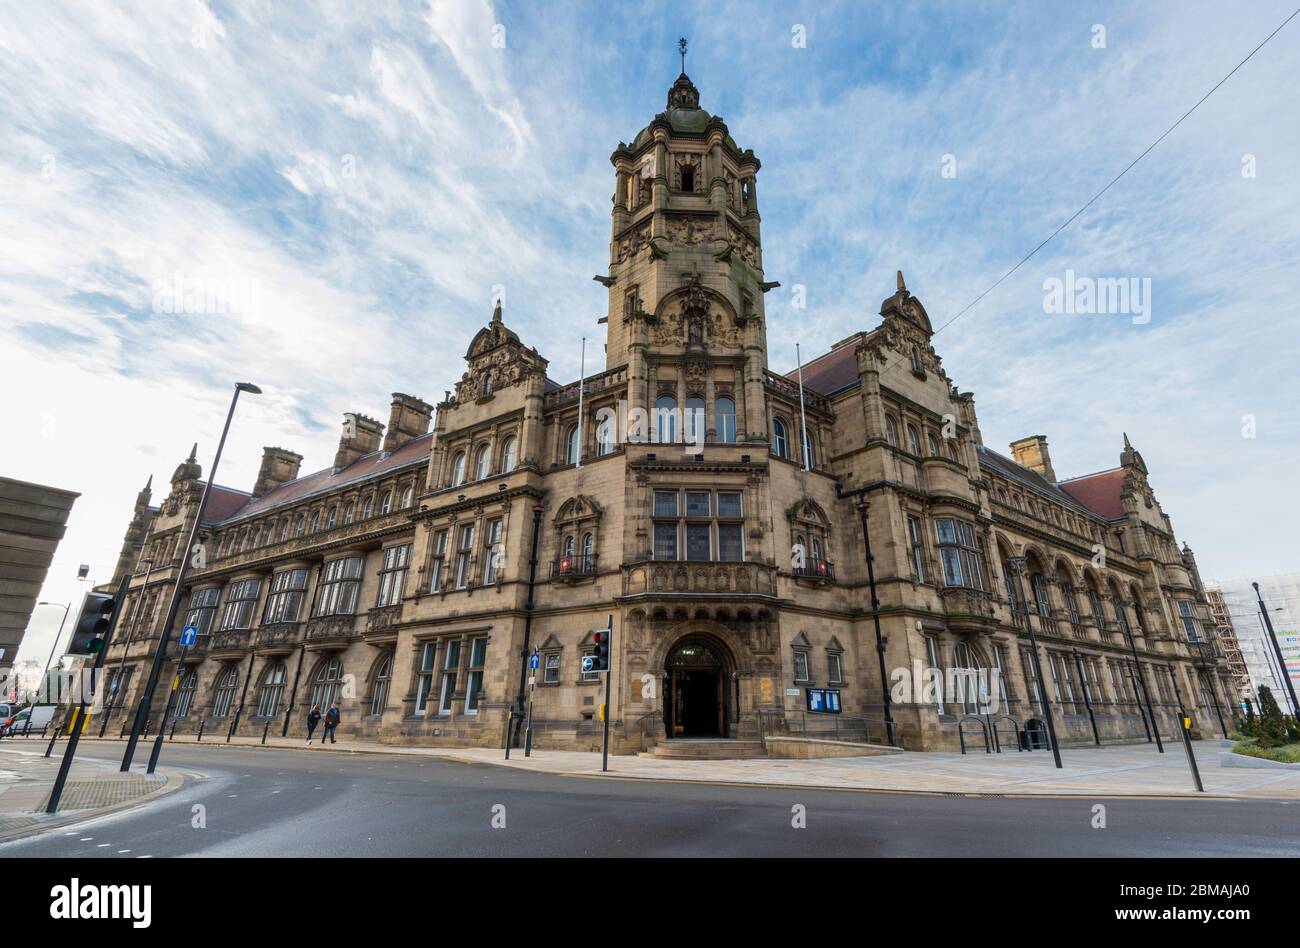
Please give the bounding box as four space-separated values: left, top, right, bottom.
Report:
665 637 728 738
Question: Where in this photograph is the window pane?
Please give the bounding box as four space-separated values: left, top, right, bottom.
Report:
653 523 678 560
685 491 711 517
685 523 711 561
716 492 742 518
653 490 678 517
935 518 957 544
718 523 743 561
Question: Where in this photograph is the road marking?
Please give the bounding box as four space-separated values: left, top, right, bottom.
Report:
117 850 131 854
79 837 93 841
137 855 152 859
97 843 110 848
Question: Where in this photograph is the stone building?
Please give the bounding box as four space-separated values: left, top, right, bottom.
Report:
99 70 1239 754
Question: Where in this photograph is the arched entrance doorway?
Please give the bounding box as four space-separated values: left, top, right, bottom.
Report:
665 636 730 738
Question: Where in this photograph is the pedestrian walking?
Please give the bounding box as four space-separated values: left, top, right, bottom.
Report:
323 701 340 744
306 705 321 745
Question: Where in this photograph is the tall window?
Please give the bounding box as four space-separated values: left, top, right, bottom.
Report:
500 436 517 472
450 452 466 486
256 662 287 717
219 579 261 631
185 587 221 635
793 648 811 682
344 502 355 524
475 444 491 480
370 652 393 716
464 638 487 714
262 569 307 624
1021 649 1042 712
906 424 921 456
925 637 945 714
376 544 411 607
400 485 414 508
212 665 239 717
379 490 392 515
174 670 197 717
483 520 503 584
316 556 363 616
772 418 789 459
439 640 462 713
1030 573 1052 617
310 656 345 711
906 516 927 582
934 519 984 590
1177 601 1200 643
565 426 580 465
953 643 982 714
544 652 561 684
652 490 679 560
801 427 814 468
716 396 737 443
655 394 677 443
325 506 337 529
294 515 306 537
596 414 615 455
1061 582 1081 628
361 494 374 518
415 642 437 714
684 395 706 445
310 509 321 532
106 667 134 711
454 525 475 589
429 530 449 592
885 415 900 447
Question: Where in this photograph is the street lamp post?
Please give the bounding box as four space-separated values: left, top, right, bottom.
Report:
121 382 260 772
509 504 545 755
1007 556 1061 768
99 558 154 738
1254 582 1299 717
1120 600 1163 753
855 499 895 746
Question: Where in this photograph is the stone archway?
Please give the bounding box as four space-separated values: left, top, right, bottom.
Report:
663 633 735 738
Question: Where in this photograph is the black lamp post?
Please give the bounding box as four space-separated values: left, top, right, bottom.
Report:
1254 582 1299 716
508 504 545 755
1007 556 1061 768
855 499 894 746
122 381 260 772
99 558 154 737
33 601 72 709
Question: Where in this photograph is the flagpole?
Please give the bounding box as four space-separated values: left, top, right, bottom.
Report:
795 343 810 471
576 336 586 468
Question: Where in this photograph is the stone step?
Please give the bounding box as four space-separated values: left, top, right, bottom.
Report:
639 739 766 760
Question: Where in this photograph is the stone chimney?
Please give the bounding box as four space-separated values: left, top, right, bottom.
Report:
1009 435 1056 481
334 413 384 470
253 447 303 497
383 393 433 451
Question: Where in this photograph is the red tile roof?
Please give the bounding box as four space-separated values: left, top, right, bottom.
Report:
200 432 433 526
784 331 876 396
978 446 1102 520
1058 468 1127 521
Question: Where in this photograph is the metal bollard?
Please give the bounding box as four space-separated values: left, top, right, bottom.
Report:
261 722 270 744
169 720 177 741
196 720 205 742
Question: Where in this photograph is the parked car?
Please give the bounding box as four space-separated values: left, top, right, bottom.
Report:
2 705 56 735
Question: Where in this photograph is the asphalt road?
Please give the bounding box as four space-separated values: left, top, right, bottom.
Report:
5 743 1298 857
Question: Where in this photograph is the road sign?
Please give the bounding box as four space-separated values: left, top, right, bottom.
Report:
582 655 597 674
179 626 199 648
529 652 540 670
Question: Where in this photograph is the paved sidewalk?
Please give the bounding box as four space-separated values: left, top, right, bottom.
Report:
0 746 178 839
48 732 1300 799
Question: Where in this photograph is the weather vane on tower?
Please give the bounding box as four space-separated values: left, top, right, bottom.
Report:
678 37 688 73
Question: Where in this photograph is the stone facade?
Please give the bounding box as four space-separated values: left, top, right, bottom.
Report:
98 71 1240 753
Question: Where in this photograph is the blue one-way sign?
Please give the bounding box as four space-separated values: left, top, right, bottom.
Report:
180 625 199 647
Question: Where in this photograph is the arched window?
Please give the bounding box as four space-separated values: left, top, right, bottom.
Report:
343 502 355 524
256 662 287 717
565 425 580 464
582 531 594 565
885 415 900 447
500 436 517 472
174 670 198 717
212 665 239 717
655 394 677 444
684 395 706 445
310 509 321 532
294 514 306 537
279 519 290 542
474 444 491 480
310 656 345 712
400 485 414 508
370 653 393 717
906 424 921 456
716 396 737 443
325 507 337 529
450 452 466 486
926 431 940 456
772 418 789 459
361 495 374 519
563 535 575 558
379 490 392 515
596 414 615 456
801 427 815 468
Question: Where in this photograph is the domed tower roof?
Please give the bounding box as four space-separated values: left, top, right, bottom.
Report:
629 71 739 151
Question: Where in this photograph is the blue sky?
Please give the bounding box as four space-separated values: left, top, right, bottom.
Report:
3 1 1299 666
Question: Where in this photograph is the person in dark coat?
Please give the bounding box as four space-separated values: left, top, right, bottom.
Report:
306 705 322 745
323 701 340 744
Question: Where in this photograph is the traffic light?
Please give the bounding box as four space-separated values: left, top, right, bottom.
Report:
67 591 116 656
591 628 610 673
